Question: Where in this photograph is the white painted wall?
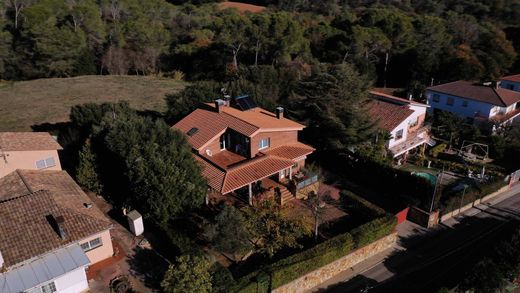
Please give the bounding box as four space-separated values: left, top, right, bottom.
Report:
53 267 89 293
426 90 494 119
386 104 427 149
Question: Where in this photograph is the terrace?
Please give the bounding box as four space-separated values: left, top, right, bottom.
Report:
389 125 434 157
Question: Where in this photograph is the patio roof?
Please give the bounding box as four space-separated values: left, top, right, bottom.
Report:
263 142 315 160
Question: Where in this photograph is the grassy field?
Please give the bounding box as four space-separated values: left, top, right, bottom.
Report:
0 75 186 131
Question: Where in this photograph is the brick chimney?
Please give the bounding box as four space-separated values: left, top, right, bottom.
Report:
276 107 284 119
215 99 226 113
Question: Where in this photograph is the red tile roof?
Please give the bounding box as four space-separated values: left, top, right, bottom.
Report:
173 104 304 151
365 99 414 132
427 80 520 107
0 132 62 151
0 170 112 268
502 74 520 83
195 154 295 194
222 155 294 194
263 142 315 160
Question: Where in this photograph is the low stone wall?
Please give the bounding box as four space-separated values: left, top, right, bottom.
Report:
272 232 397 293
440 185 510 222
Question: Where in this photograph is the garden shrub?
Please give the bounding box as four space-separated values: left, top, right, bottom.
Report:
429 143 447 158
440 177 507 214
340 190 386 216
233 215 397 292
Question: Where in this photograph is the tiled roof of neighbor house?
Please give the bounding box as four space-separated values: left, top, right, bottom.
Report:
365 99 414 132
219 1 266 13
427 80 520 107
263 142 315 160
0 170 112 268
502 74 520 83
0 132 62 151
0 190 110 268
370 91 428 107
173 104 305 150
195 154 295 194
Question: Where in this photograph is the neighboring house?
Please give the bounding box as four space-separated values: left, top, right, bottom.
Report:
500 74 520 92
173 96 315 205
0 132 63 178
0 169 113 293
366 91 433 160
425 81 520 126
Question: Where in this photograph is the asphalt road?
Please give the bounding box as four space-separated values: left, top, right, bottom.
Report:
323 187 520 293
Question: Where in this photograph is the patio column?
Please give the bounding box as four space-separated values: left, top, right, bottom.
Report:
248 183 253 206
289 166 293 180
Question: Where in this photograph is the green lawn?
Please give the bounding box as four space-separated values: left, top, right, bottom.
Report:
0 75 186 131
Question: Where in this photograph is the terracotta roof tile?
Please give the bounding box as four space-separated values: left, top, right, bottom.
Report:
194 156 225 192
0 170 112 268
0 132 62 151
502 74 520 83
427 80 520 107
219 1 266 13
370 91 428 107
263 142 315 160
365 99 414 132
0 191 110 268
222 155 294 194
173 105 305 150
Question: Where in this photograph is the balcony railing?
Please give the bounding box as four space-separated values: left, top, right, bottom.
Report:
389 125 432 157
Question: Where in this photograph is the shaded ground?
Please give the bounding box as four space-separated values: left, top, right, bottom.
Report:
0 75 185 131
87 192 169 293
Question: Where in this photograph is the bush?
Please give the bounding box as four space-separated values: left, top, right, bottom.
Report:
233 215 397 292
429 143 447 158
340 190 386 217
440 177 507 214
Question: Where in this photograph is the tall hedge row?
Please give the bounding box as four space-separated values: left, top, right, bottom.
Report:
233 215 397 292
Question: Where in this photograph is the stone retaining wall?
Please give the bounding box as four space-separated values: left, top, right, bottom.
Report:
272 232 397 293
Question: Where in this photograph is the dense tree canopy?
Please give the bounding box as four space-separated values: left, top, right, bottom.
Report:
161 255 212 293
1 0 518 87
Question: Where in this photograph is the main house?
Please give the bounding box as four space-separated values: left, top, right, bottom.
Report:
173 96 315 205
0 169 113 293
366 91 433 161
425 81 520 126
0 132 63 178
501 74 520 92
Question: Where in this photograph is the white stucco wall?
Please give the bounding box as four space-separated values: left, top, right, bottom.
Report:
387 104 427 149
426 90 494 119
53 267 89 293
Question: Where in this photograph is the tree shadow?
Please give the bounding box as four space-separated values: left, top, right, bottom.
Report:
127 247 169 290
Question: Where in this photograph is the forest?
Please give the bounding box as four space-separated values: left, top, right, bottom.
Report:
1 0 519 90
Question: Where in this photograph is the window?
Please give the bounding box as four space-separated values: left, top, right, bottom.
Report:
446 97 454 106
258 138 270 150
432 94 440 103
25 282 56 293
462 100 468 107
35 157 55 170
395 129 404 140
80 237 103 252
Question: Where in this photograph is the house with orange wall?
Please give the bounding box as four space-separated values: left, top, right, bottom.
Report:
0 170 113 293
0 132 63 178
173 96 315 205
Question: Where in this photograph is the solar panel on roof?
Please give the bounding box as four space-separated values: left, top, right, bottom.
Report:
187 127 199 137
234 95 257 111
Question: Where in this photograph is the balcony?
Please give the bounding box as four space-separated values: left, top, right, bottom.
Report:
389 126 433 158
489 108 520 124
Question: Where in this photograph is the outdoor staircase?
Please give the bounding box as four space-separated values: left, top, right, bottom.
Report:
278 186 294 205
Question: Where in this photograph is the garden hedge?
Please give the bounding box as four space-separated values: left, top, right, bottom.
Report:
233 215 397 292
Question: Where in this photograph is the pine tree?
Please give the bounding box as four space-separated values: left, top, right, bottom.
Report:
76 142 103 194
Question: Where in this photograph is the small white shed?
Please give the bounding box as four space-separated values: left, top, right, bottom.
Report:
127 210 144 236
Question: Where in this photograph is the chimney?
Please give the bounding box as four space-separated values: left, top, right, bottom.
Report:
215 99 226 113
276 107 284 119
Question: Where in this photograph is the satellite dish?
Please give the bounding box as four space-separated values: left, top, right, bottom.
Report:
205 149 213 156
